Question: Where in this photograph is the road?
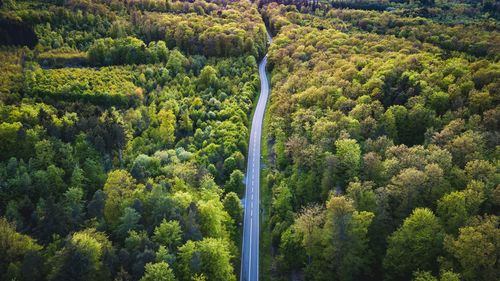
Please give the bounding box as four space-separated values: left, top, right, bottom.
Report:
240 32 272 281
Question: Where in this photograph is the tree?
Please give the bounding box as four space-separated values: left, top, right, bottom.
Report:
362 152 384 184
225 170 245 197
384 208 444 281
34 139 55 169
87 190 106 220
131 154 161 182
413 271 437 281
437 181 484 234
115 207 142 239
320 196 374 281
140 262 176 281
46 165 66 194
223 192 243 224
413 270 461 281
177 238 236 281
34 196 69 243
420 0 435 7
166 49 187 75
197 199 231 239
346 180 377 212
444 215 499 281
0 218 42 280
437 191 471 234
70 166 86 190
294 204 324 264
103 170 141 228
197 66 219 90
157 108 176 147
277 226 306 273
271 181 294 243
464 160 496 186
153 220 182 251
386 168 427 223
446 131 484 168
49 229 114 281
334 138 361 187
63 187 85 228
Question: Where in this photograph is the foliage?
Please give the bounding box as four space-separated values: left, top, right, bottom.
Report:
0 1 263 280
383 208 444 281
262 1 499 280
177 238 236 281
0 217 43 280
1 0 499 280
140 261 176 281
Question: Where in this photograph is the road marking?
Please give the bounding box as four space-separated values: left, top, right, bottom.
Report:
249 213 253 281
242 50 270 281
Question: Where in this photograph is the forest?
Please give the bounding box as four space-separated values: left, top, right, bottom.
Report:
260 1 499 281
0 0 267 280
0 0 498 281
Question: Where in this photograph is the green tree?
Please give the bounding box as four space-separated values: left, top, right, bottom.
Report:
177 238 236 281
437 181 484 234
166 49 187 75
277 226 306 273
103 170 141 227
346 180 377 212
70 166 86 190
412 270 461 281
157 108 176 147
320 196 374 281
223 192 243 224
197 199 231 239
444 215 499 281
386 168 427 223
49 229 114 281
0 122 22 161
0 218 42 280
384 208 444 281
294 204 324 264
63 187 85 227
131 154 161 182
334 138 361 187
140 262 176 281
197 66 219 90
115 207 142 239
46 165 66 194
153 219 182 251
225 170 245 197
413 271 437 281
271 181 294 243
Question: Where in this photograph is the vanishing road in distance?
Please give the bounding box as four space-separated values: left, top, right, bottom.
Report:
240 31 272 281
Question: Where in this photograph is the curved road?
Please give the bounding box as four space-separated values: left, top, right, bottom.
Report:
240 32 272 281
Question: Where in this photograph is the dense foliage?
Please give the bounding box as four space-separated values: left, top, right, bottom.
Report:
0 0 267 280
261 1 499 281
1 0 499 281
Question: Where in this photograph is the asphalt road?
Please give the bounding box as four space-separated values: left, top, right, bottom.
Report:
240 32 272 281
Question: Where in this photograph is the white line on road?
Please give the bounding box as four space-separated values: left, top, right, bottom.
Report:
242 41 270 281
248 215 252 281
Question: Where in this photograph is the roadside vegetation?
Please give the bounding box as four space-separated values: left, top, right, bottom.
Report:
0 0 267 280
261 1 499 281
0 1 499 281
